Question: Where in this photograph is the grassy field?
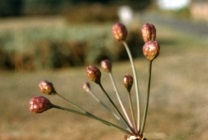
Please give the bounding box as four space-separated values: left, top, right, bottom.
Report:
0 18 208 140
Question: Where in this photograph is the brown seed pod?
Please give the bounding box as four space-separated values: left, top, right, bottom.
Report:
39 80 56 95
100 59 112 73
86 65 101 84
141 23 156 42
29 96 53 113
112 22 128 41
143 40 160 61
82 82 91 92
123 74 133 92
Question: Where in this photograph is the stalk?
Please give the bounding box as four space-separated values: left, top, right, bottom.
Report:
56 92 132 133
127 91 137 131
56 93 86 113
122 41 141 132
85 87 128 129
140 61 153 135
99 83 136 135
109 72 134 131
52 104 131 134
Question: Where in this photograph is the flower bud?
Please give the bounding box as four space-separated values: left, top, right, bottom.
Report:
143 40 160 61
39 80 56 95
141 23 156 42
112 22 128 41
82 82 91 92
29 96 53 113
100 59 112 73
86 65 101 84
123 74 133 92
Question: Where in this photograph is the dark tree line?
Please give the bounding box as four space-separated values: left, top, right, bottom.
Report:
0 0 152 17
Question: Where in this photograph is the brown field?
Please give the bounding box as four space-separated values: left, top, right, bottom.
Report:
0 18 208 140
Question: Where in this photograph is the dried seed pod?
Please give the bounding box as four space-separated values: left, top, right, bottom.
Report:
100 59 112 73
143 40 160 61
39 80 56 95
29 96 53 113
112 22 128 41
86 65 101 84
123 74 133 92
141 23 156 42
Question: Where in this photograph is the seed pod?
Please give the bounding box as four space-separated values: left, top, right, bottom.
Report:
86 65 101 84
143 40 160 61
29 96 53 113
123 74 133 92
150 24 156 41
100 59 112 73
39 80 56 95
141 23 156 42
82 82 91 92
112 22 128 41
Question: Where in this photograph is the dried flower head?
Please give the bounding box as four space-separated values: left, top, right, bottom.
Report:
143 40 160 61
29 96 53 113
86 65 101 84
112 22 128 41
141 23 156 42
100 59 112 73
39 80 56 95
123 74 133 92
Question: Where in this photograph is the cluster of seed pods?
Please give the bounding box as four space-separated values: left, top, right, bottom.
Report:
29 22 160 140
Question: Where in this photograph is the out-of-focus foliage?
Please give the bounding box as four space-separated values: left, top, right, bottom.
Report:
0 23 143 71
0 0 148 70
0 0 153 17
65 5 118 23
0 0 23 17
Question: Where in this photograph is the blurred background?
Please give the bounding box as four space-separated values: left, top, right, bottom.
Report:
0 0 206 70
0 0 208 140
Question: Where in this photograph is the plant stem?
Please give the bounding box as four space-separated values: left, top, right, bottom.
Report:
52 104 131 134
56 93 86 113
109 72 134 130
99 83 136 135
122 41 141 132
85 87 128 128
140 60 153 135
127 91 137 131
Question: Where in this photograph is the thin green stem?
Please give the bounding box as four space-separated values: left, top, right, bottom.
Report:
127 91 137 131
87 89 120 120
99 83 136 135
52 104 131 134
109 72 134 130
140 61 153 135
85 88 128 128
122 41 141 132
56 93 86 113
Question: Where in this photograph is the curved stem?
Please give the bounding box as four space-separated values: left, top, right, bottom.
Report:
122 41 141 132
52 104 131 134
140 60 153 135
99 83 136 135
109 72 134 131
